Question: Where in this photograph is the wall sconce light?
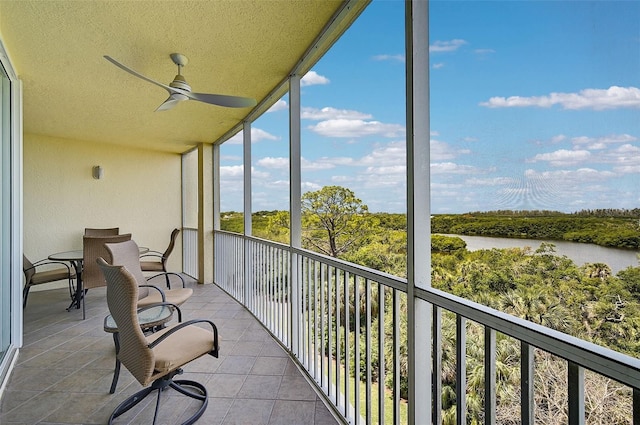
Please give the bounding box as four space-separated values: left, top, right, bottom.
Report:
92 165 104 180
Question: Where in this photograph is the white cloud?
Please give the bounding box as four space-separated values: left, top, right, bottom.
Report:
571 133 637 149
612 143 640 154
267 99 288 112
432 63 445 69
308 119 405 138
465 177 515 186
432 182 464 190
301 107 372 121
256 155 358 173
358 141 405 167
257 157 288 169
530 149 591 166
227 127 279 144
613 165 640 173
252 128 280 142
270 180 289 188
608 144 640 173
613 164 640 174
301 71 329 87
362 164 406 176
524 168 616 182
480 86 640 110
220 165 243 178
431 139 471 161
360 166 406 189
430 39 467 52
331 175 350 183
220 165 269 179
303 156 353 171
372 54 405 63
302 181 322 192
431 162 485 174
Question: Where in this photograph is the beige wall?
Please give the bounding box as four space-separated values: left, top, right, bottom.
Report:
24 133 184 289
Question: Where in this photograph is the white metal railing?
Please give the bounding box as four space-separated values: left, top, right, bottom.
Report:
182 227 198 279
214 230 640 424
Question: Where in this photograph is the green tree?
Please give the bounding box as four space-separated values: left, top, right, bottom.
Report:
301 186 369 258
266 210 290 243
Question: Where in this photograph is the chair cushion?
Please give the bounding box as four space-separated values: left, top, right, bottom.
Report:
31 268 75 285
137 288 193 308
147 324 215 374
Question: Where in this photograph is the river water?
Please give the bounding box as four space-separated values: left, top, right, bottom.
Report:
440 234 640 275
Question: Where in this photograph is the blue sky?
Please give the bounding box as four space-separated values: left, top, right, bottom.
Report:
220 0 640 214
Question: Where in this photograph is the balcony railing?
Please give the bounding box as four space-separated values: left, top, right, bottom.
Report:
182 227 198 279
213 230 640 424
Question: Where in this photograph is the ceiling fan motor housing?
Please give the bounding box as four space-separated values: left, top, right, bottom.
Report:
170 74 191 92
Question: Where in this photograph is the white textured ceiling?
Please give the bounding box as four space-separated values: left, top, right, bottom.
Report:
0 1 364 153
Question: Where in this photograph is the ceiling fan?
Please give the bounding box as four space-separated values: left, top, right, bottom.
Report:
104 53 257 111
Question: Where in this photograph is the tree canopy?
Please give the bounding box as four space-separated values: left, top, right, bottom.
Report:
219 187 640 423
301 185 370 258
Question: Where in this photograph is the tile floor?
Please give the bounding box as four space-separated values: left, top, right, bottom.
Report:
0 276 340 424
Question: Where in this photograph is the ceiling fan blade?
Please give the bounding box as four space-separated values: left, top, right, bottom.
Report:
105 54 257 110
104 55 174 94
155 97 181 112
186 92 257 108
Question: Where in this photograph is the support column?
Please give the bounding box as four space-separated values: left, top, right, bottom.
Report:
243 122 252 237
289 74 301 354
406 0 431 423
197 142 214 284
243 122 252 304
212 143 220 285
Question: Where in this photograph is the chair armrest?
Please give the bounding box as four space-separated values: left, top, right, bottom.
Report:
139 284 167 302
147 272 186 289
137 302 183 322
147 319 219 357
24 261 74 274
139 251 164 259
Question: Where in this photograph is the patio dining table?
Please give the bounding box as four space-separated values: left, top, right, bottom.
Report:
49 246 148 312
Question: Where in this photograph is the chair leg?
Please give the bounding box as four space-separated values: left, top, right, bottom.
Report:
109 333 121 394
108 374 208 425
67 277 76 300
108 386 155 424
22 286 30 309
163 266 170 289
171 380 208 425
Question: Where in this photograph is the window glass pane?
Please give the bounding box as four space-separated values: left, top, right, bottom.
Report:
0 66 11 359
220 129 245 233
251 94 290 240
300 0 407 272
429 0 640 348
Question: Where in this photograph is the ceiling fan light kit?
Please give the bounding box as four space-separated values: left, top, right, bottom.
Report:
104 53 257 111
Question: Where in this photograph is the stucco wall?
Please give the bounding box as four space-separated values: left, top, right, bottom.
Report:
24 133 183 289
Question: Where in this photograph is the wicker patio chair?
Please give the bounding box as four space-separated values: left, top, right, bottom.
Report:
84 227 120 236
22 255 76 308
97 257 218 425
139 228 180 288
105 239 193 308
103 238 193 394
82 233 132 319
